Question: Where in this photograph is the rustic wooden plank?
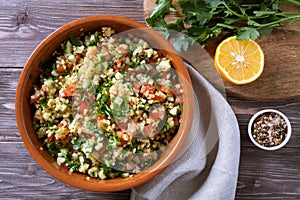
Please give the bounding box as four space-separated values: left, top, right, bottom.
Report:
0 68 21 142
0 0 145 68
0 142 131 199
236 147 300 199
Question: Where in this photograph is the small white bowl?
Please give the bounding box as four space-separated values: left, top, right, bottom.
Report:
248 109 292 151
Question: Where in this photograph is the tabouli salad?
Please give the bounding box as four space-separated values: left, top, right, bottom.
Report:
31 27 183 179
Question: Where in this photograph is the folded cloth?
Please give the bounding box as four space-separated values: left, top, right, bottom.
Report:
130 64 240 200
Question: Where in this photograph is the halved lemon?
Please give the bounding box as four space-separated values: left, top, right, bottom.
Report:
214 36 264 85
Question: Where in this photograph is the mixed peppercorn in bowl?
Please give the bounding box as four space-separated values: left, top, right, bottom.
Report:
248 109 292 151
15 16 194 191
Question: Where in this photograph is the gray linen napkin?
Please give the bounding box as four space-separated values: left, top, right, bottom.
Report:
130 64 240 200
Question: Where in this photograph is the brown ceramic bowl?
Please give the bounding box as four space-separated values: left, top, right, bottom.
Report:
15 15 193 192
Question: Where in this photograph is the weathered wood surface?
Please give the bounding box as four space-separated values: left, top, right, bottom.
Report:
0 0 300 199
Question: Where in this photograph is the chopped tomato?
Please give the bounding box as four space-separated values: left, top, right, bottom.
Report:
56 64 65 73
140 85 146 94
55 134 72 145
152 95 164 101
145 57 156 63
101 45 108 51
75 53 81 64
127 119 137 139
30 91 41 104
173 116 179 126
117 122 128 131
34 111 43 121
63 90 73 97
47 133 54 143
98 114 105 120
133 82 141 94
67 83 75 91
159 85 175 96
97 114 105 127
174 96 183 105
78 100 89 113
120 133 130 146
150 109 165 120
58 77 63 82
140 84 155 97
65 62 73 70
41 84 49 92
58 122 67 128
136 110 143 116
116 54 127 65
151 91 166 101
63 84 75 97
143 124 154 137
174 88 182 96
113 65 120 72
116 131 123 139
104 54 110 61
118 44 128 54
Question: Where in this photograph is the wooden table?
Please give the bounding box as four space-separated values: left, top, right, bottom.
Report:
1 1 299 199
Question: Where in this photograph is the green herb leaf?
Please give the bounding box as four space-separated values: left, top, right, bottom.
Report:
73 137 82 150
38 96 46 103
178 0 211 25
47 141 58 157
172 34 191 52
258 26 273 35
41 104 49 109
146 0 300 49
69 32 82 46
237 27 260 40
165 19 185 32
146 0 172 27
39 60 55 76
203 0 223 7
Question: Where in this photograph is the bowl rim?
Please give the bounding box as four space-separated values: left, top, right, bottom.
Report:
15 15 194 191
247 109 292 151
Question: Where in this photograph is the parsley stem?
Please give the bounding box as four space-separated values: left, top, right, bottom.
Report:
216 23 237 30
223 3 245 19
251 15 300 27
279 0 300 6
279 12 300 15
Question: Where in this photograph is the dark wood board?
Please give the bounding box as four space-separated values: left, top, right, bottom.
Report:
144 0 300 101
1 0 300 199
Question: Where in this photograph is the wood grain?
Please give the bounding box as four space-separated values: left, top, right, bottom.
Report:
236 147 300 200
1 0 300 199
0 0 144 68
144 0 300 101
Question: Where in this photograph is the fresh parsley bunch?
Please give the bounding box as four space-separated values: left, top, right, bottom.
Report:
146 0 300 50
